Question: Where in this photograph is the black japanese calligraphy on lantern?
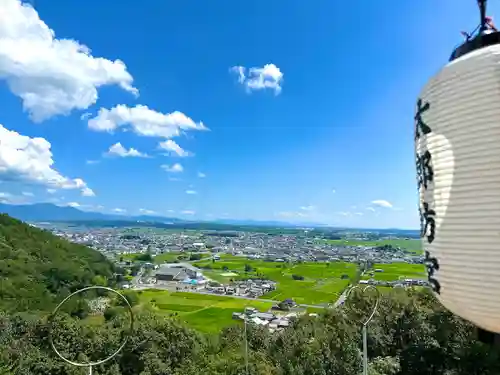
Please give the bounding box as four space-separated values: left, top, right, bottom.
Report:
415 96 440 294
415 98 432 140
416 150 434 190
420 202 436 244
424 250 441 294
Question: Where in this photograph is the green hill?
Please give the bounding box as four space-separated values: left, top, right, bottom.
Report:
0 214 114 313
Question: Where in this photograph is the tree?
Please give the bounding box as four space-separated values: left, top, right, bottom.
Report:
244 264 253 273
117 290 139 307
189 253 202 261
135 253 153 262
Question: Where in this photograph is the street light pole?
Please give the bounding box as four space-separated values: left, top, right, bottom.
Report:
345 285 380 375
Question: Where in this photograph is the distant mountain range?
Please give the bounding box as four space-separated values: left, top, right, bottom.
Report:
0 203 323 228
0 203 183 223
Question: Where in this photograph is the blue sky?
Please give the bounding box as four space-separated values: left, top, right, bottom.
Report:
0 0 492 229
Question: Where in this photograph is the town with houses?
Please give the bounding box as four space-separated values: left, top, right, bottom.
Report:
36 224 427 331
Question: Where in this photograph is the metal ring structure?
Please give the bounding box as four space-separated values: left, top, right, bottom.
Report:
344 285 381 326
49 286 134 368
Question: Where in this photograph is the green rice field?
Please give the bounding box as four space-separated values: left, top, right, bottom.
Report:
193 255 357 305
137 289 273 333
361 263 426 281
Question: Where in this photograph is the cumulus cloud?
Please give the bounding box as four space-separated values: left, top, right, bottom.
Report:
67 202 80 208
139 208 156 215
113 208 126 213
0 124 94 196
371 200 393 208
159 139 192 157
106 142 148 158
230 64 283 95
185 190 197 195
197 172 206 178
161 163 183 173
0 0 138 122
88 105 207 139
81 187 95 197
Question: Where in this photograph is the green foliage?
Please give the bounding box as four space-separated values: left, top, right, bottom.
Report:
0 214 115 313
135 253 153 262
4 214 500 374
118 291 140 307
189 253 202 261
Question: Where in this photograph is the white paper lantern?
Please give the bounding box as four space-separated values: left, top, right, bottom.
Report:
416 38 500 333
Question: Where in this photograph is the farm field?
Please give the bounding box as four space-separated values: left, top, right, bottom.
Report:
325 239 422 254
361 263 426 281
137 289 273 333
193 256 357 305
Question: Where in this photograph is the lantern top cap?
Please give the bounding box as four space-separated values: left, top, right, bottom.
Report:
450 0 500 61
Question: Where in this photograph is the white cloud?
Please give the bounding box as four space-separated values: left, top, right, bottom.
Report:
366 207 376 212
0 0 137 122
67 202 80 208
86 159 100 165
230 64 283 95
167 209 175 213
337 212 350 217
300 205 316 211
185 190 197 195
181 210 195 215
113 208 126 213
371 200 393 208
159 140 192 157
21 191 33 197
88 105 207 139
169 177 181 181
139 208 156 215
106 142 148 158
0 124 93 196
46 188 56 194
197 172 206 178
355 212 363 216
161 163 183 173
81 187 95 197
0 192 12 200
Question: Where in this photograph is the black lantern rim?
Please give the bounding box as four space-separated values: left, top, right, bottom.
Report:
450 31 500 61
449 0 500 61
